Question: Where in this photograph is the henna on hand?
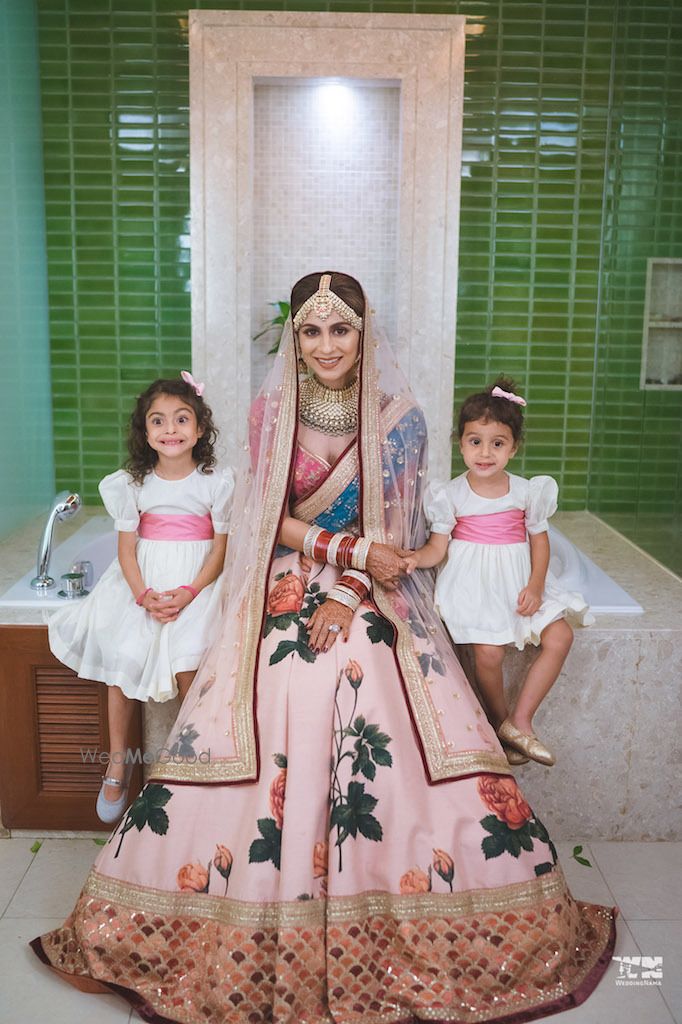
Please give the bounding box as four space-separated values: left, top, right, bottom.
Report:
305 599 354 652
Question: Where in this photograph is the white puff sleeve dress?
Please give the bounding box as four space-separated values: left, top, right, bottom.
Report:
47 465 235 702
424 472 593 650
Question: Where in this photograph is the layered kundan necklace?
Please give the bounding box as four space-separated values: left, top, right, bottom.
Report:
299 374 359 436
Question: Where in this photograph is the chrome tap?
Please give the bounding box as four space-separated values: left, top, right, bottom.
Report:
30 492 82 590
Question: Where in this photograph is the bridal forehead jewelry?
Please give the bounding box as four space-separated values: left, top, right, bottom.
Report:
292 274 363 332
299 375 359 436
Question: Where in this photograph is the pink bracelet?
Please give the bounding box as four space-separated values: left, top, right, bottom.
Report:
136 587 152 606
179 584 198 600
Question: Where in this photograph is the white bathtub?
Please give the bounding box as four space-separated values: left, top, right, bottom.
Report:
0 516 643 615
0 516 643 610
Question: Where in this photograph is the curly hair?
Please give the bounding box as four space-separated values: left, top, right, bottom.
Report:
124 377 218 484
456 376 526 445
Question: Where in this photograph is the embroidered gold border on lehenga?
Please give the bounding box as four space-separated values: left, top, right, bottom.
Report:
40 864 615 1024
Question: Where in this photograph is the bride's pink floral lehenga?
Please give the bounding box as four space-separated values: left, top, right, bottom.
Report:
30 297 616 1023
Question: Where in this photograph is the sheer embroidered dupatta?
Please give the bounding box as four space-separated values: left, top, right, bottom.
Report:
150 301 508 784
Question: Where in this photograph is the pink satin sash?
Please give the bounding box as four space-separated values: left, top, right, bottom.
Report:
138 512 214 541
452 509 526 545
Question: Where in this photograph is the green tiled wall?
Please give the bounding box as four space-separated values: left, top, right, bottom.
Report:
35 1 681 572
588 2 682 573
0 0 54 539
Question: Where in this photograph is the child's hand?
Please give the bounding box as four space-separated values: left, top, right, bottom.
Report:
140 590 172 622
155 587 195 621
394 547 418 573
517 584 542 617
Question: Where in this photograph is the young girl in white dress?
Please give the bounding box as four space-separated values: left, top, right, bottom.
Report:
405 378 592 768
48 372 235 821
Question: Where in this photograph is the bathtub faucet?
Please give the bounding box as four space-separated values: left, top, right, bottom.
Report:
30 491 82 590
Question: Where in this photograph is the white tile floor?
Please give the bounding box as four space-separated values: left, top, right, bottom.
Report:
1 838 679 1023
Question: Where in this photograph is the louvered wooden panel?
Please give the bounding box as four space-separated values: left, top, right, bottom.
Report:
35 669 107 792
0 626 143 829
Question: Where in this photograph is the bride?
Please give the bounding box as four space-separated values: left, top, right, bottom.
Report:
31 271 616 1023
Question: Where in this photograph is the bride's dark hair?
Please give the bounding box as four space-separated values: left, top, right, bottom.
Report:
290 271 365 320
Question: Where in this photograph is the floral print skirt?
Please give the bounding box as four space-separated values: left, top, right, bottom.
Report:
30 551 616 1024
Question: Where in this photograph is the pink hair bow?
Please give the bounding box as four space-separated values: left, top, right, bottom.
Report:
180 370 205 397
491 385 526 406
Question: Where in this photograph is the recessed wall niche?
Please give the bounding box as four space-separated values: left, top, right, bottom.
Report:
251 79 401 394
189 11 465 479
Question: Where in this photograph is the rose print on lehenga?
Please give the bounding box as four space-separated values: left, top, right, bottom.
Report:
176 844 233 895
248 754 287 870
399 849 455 895
477 774 558 873
330 660 393 871
109 783 173 858
265 569 328 666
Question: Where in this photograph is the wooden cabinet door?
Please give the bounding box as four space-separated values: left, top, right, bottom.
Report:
0 625 143 830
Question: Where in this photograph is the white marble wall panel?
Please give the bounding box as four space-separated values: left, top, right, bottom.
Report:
251 81 400 395
189 11 465 478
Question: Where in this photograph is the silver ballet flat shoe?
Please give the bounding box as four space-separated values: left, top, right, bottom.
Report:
497 718 556 766
96 761 133 823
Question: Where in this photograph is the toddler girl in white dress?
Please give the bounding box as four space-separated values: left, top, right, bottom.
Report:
48 372 235 820
405 378 592 768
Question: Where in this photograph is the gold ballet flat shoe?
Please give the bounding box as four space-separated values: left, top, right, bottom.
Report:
502 743 530 766
497 719 556 766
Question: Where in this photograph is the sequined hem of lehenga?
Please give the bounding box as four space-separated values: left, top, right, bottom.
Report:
32 865 615 1024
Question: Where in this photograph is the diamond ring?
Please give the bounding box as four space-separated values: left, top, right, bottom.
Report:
327 624 341 633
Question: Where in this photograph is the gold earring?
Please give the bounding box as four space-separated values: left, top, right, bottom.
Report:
298 356 310 375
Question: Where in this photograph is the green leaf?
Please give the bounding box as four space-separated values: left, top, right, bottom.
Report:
573 844 583 855
249 817 282 869
257 817 281 842
517 828 534 852
273 753 288 769
269 640 299 665
147 807 170 836
346 780 378 815
354 715 366 733
266 611 298 635
146 784 172 807
296 640 317 663
129 796 150 831
534 862 553 876
357 813 383 842
431 658 445 676
575 855 592 867
363 725 391 749
480 814 507 837
482 833 506 859
506 831 522 858
361 611 395 647
309 583 320 593
331 803 357 838
92 838 107 846
371 745 393 767
248 838 272 863
30 840 43 853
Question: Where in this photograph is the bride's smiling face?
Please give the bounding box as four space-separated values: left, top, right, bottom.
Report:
296 312 360 389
